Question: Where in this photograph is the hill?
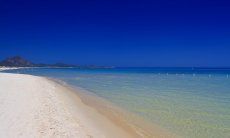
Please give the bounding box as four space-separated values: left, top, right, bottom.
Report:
0 56 113 69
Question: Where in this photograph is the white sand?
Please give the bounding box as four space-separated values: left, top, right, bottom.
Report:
0 73 134 138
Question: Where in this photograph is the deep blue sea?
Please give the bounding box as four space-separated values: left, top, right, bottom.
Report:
4 67 230 137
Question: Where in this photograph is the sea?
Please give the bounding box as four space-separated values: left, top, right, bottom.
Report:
4 67 230 137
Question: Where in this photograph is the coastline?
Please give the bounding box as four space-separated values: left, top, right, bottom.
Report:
0 72 174 137
0 67 21 71
53 78 175 138
0 67 36 71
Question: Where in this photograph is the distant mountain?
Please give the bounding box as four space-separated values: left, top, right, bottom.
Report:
0 56 34 67
0 56 114 69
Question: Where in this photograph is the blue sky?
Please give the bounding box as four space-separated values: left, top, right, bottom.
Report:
1 0 230 67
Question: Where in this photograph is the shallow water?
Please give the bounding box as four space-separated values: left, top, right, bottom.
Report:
4 68 230 137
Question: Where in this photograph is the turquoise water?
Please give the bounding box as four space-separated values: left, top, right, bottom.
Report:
4 68 230 137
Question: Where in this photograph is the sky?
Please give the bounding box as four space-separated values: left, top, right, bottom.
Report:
0 0 230 67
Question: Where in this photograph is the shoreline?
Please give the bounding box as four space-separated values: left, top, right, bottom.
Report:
0 72 174 137
0 67 21 71
52 78 175 138
0 72 132 137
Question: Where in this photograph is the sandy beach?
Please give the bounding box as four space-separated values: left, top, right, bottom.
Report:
0 71 174 138
0 72 137 138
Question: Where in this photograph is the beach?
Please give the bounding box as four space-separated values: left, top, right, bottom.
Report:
0 72 131 137
0 72 173 138
1 67 230 138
